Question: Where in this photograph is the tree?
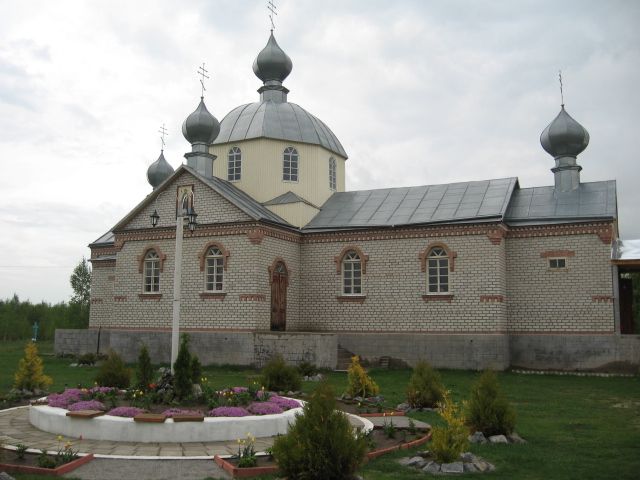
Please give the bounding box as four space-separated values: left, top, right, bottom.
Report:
70 258 91 308
14 341 53 391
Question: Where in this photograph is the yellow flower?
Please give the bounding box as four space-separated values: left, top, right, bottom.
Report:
57 435 63 441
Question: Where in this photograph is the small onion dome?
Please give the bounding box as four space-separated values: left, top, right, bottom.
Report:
182 97 220 145
253 31 293 83
147 150 174 188
540 106 590 158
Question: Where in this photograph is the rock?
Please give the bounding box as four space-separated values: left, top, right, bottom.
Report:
423 461 441 474
0 472 16 480
441 461 464 473
353 396 364 402
191 383 203 398
468 431 487 444
399 456 426 468
463 462 478 472
70 363 78 367
397 402 411 412
472 460 490 472
508 432 527 444
489 434 508 444
459 452 476 463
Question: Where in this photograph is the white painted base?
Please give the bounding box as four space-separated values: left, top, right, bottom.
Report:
29 403 303 443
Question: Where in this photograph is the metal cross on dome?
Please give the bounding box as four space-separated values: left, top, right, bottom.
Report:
197 62 210 98
158 123 168 150
559 70 565 106
267 0 278 30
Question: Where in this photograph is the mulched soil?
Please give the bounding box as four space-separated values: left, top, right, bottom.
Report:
0 450 70 469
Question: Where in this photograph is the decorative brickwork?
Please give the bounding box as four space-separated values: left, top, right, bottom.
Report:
93 260 116 268
540 250 575 258
486 226 508 245
114 296 128 302
137 245 167 273
138 294 162 300
198 241 230 271
247 229 265 244
337 295 366 303
418 242 456 272
239 294 266 301
422 294 454 303
480 295 504 303
591 295 614 303
334 246 369 274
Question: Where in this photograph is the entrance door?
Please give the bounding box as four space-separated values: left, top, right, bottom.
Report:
270 262 288 331
620 277 634 334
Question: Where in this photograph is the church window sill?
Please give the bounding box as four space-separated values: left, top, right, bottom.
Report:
138 293 162 300
422 294 454 303
337 295 367 303
199 292 227 300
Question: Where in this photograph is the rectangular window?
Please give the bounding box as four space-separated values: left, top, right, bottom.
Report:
206 258 224 291
549 258 567 269
144 261 159 292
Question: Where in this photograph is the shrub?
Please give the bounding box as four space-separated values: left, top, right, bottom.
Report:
135 344 154 390
466 369 516 436
95 350 131 388
173 334 193 400
259 355 301 392
77 353 97 365
14 341 53 391
430 390 469 464
190 355 202 384
272 382 368 480
406 361 445 408
347 356 379 398
297 360 317 377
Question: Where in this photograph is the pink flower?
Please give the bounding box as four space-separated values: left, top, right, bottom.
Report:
107 407 146 418
269 396 301 410
207 407 251 417
162 408 204 418
247 402 283 415
67 400 106 411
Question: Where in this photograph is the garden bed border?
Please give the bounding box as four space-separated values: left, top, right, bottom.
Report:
0 449 94 477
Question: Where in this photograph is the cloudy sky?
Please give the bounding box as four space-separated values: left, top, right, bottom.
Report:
0 0 638 303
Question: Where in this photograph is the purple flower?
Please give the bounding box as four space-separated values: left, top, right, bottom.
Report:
89 386 117 395
247 402 283 415
269 396 301 410
47 389 84 408
107 407 146 417
232 387 249 394
67 400 106 411
162 408 204 418
208 406 251 417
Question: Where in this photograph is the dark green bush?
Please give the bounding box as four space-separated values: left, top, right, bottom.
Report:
297 360 317 377
272 382 367 480
135 344 154 390
259 355 301 392
77 353 97 365
466 370 516 436
406 361 445 408
190 355 202 384
173 334 193 400
95 350 131 388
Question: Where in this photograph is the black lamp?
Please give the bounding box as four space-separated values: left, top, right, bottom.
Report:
187 206 198 232
150 209 160 227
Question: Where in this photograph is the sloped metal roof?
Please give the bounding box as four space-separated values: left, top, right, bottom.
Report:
263 191 319 208
90 231 115 246
505 180 617 225
304 178 518 230
213 101 348 158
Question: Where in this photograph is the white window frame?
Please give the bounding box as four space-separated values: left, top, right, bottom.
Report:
427 247 449 294
205 247 224 291
548 257 568 270
143 250 160 293
329 157 337 190
227 146 242 182
283 146 299 182
342 251 362 295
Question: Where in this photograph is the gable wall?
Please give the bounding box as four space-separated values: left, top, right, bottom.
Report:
88 263 114 327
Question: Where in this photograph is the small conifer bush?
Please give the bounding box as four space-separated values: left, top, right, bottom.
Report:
173 334 193 400
190 355 202 384
95 350 131 388
14 341 53 391
430 390 469 464
135 344 154 390
272 382 367 480
406 361 445 408
466 369 516 436
347 356 379 398
260 354 301 392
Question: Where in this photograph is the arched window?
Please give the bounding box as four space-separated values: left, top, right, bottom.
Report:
283 147 298 181
342 251 362 295
427 247 449 293
205 247 224 291
329 157 336 190
143 250 160 293
228 147 241 181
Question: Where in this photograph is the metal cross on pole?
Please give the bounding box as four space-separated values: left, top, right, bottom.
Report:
267 0 278 30
158 123 168 150
197 63 210 98
559 70 564 107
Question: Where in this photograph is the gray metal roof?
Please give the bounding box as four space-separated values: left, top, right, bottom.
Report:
90 231 115 246
263 191 318 208
213 101 348 158
304 178 518 230
505 180 616 225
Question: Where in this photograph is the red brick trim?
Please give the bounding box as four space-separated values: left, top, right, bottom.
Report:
597 228 613 245
486 225 509 245
337 295 367 303
114 295 128 302
507 222 614 240
591 295 614 303
480 295 504 303
612 259 640 266
540 250 576 258
92 260 116 268
90 246 118 257
418 242 456 272
239 294 267 302
422 294 454 303
247 229 265 244
199 292 226 300
334 246 369 274
90 298 103 304
268 258 290 286
198 241 230 271
137 245 167 273
138 293 162 300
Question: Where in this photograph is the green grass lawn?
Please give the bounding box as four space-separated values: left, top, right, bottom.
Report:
2 340 639 479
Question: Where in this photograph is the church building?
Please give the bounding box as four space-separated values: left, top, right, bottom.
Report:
55 31 639 371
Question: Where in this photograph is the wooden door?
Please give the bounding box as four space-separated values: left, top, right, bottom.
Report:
620 277 634 334
270 262 288 331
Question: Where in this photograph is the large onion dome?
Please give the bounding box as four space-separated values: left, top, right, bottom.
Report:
182 97 220 145
540 106 590 159
147 150 174 189
253 31 293 84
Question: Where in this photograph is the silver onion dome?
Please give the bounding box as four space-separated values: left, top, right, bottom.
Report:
147 150 175 189
252 31 292 84
182 97 221 145
540 106 590 158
